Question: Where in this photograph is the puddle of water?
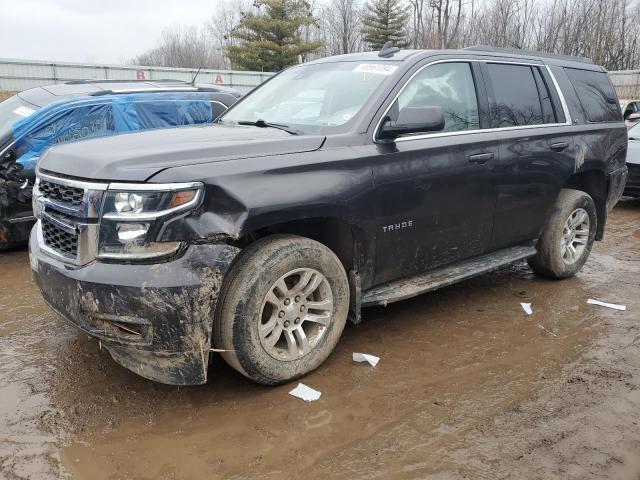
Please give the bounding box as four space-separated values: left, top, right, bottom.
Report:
0 250 69 479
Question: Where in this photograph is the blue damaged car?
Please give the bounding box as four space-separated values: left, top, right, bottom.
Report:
0 80 239 249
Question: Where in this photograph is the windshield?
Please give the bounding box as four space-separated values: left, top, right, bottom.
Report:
220 61 398 134
629 121 640 139
0 95 37 138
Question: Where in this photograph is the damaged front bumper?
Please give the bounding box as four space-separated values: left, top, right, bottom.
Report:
29 227 239 385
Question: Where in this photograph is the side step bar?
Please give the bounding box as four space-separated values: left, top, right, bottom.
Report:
362 246 537 307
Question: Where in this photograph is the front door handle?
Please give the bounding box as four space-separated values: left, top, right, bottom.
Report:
468 152 494 164
550 142 568 152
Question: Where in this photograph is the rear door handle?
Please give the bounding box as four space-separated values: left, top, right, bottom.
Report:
550 142 568 152
467 152 494 164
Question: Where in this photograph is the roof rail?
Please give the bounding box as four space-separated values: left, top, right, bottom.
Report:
89 86 202 96
87 85 232 97
64 79 190 85
464 45 593 64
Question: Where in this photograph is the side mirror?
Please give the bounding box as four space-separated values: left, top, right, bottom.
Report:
379 106 445 139
628 113 640 121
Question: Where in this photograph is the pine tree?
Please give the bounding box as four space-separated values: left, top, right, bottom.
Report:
227 0 323 71
361 0 410 51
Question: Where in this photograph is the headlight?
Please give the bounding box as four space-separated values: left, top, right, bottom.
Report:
98 182 203 260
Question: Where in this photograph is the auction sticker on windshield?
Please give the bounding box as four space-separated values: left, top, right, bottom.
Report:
14 106 35 118
353 64 398 75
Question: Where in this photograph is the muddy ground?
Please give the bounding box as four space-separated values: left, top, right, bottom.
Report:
1 200 639 480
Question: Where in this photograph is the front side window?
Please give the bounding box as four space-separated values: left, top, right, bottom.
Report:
387 62 480 134
221 61 396 134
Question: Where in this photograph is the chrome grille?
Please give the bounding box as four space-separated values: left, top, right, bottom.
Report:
35 172 107 265
42 217 78 258
39 179 84 206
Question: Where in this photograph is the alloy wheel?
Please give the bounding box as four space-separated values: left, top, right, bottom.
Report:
258 268 334 361
561 207 590 264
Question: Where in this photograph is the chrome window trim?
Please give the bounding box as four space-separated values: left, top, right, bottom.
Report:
0 140 15 159
7 215 35 224
211 100 228 111
373 58 573 144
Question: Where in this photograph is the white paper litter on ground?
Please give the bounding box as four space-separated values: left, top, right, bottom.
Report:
353 352 380 367
587 298 626 311
288 383 321 402
537 324 557 337
520 303 533 315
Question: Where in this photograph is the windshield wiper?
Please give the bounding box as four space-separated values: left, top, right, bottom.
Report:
236 119 299 135
629 136 640 141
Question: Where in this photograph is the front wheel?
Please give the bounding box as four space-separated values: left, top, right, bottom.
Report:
528 189 597 279
213 235 349 385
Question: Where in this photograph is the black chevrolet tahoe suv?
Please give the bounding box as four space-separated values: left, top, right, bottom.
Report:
29 46 628 386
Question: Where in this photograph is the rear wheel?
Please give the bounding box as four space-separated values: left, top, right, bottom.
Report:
528 189 597 279
214 235 349 385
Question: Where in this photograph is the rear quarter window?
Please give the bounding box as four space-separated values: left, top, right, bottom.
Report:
564 68 621 122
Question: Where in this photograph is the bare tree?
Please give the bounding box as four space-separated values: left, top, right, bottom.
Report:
208 0 251 69
319 0 363 55
133 0 640 73
132 25 224 68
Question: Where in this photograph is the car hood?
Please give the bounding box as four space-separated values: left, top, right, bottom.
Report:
628 139 640 165
38 124 326 182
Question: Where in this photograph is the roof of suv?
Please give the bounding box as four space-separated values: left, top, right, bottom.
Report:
310 46 602 71
17 80 240 108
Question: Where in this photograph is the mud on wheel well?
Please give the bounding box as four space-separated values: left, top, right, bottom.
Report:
238 218 365 324
239 218 359 274
563 170 607 240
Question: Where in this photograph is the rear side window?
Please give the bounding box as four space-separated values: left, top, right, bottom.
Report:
485 63 547 127
565 68 621 122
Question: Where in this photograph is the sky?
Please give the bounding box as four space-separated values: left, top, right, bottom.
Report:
0 0 218 64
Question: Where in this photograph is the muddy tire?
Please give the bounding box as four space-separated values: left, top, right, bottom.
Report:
213 234 349 385
528 189 597 279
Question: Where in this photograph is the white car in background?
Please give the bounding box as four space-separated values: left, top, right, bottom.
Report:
620 99 640 127
626 121 640 197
